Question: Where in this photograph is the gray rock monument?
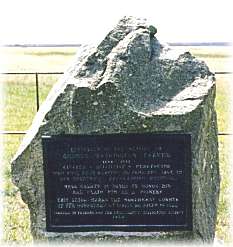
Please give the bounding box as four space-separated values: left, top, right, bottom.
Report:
11 16 220 243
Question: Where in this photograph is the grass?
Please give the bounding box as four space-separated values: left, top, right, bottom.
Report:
0 47 77 72
179 46 232 72
2 74 60 130
2 135 32 243
216 136 231 243
1 46 232 244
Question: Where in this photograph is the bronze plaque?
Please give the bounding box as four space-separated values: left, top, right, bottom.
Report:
42 133 192 232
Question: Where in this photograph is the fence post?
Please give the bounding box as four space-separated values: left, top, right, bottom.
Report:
35 73 40 111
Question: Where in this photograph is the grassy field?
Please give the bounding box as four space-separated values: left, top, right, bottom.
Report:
0 46 232 244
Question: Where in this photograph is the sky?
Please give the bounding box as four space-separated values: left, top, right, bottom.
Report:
0 0 232 45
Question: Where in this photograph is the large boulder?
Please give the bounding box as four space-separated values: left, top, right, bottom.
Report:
11 16 220 243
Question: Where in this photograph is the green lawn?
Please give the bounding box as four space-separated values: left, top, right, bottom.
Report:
0 46 232 244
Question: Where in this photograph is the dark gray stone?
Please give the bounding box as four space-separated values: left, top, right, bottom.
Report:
11 16 220 244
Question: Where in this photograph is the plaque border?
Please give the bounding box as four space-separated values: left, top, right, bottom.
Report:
42 132 192 232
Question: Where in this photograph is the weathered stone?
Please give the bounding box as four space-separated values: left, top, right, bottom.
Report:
11 16 220 244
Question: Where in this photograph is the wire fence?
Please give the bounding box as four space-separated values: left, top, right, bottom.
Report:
1 71 232 136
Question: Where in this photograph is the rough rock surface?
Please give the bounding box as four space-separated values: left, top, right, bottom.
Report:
11 16 220 243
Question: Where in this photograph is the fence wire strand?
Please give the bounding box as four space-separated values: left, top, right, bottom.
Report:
1 71 232 136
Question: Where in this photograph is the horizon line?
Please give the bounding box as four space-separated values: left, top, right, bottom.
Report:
1 42 232 48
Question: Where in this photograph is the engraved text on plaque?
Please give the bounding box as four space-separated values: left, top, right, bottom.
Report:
42 133 192 232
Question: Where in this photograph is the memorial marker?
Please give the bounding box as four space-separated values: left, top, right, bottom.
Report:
11 16 219 242
42 133 192 232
